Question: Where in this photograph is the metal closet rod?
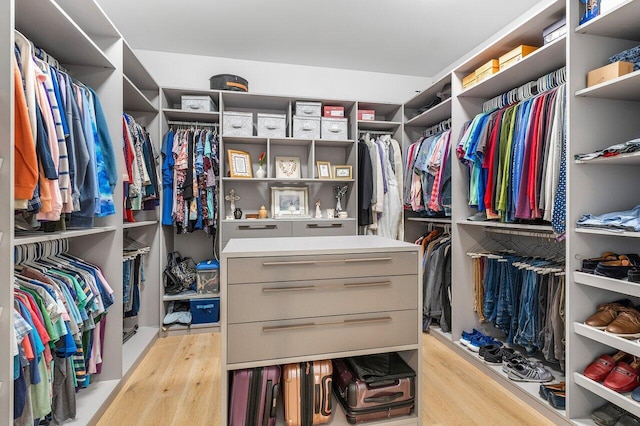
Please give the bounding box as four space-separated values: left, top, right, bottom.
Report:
168 120 218 127
484 227 557 239
358 130 394 135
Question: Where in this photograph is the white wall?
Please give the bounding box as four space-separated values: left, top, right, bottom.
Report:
135 49 431 104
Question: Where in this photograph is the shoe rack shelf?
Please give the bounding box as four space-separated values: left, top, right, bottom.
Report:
574 323 640 358
574 373 640 419
573 272 640 299
451 340 567 423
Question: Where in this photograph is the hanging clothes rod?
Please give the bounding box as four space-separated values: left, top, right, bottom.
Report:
424 117 452 136
484 227 557 239
482 66 566 113
168 120 218 127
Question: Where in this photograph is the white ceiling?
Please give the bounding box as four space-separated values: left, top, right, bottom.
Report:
97 0 543 77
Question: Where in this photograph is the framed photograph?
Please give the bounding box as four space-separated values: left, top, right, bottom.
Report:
316 161 332 179
333 165 352 180
271 186 309 218
275 156 301 179
228 149 253 178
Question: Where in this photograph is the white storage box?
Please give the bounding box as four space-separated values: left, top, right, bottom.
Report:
293 116 320 139
181 95 217 112
295 101 322 117
257 113 287 138
223 111 254 137
321 117 348 140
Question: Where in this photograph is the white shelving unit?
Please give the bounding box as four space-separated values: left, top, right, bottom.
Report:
2 0 162 423
567 0 640 421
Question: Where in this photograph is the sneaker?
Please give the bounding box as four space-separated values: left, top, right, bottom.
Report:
501 349 545 369
504 361 553 382
481 346 514 366
460 329 483 346
468 335 502 352
478 343 502 360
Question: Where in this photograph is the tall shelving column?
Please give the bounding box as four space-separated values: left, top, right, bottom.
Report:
0 1 14 424
445 0 568 423
159 87 222 336
12 0 128 423
121 40 161 374
567 0 640 421
402 73 453 242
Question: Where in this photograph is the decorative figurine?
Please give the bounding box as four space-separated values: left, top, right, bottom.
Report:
233 207 243 219
334 185 348 217
258 205 268 219
315 200 322 219
225 189 240 216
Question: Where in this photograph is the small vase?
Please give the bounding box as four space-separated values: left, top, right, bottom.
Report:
258 205 268 219
256 165 267 179
233 207 243 220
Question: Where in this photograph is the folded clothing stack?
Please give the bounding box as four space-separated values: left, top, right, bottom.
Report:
577 205 640 232
575 138 640 162
610 45 640 71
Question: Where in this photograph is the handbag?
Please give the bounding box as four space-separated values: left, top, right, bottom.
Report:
163 252 197 295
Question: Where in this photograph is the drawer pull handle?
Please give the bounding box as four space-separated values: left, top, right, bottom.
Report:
306 223 342 229
262 257 393 266
238 225 277 230
262 316 392 333
232 123 243 129
266 124 278 130
262 281 391 293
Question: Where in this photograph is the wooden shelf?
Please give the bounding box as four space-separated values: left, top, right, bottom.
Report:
458 35 566 100
163 108 220 122
575 69 640 101
574 373 640 418
574 322 640 357
575 0 640 40
576 151 640 165
123 75 157 113
15 0 115 69
123 220 158 229
405 98 452 128
575 228 640 238
14 226 117 246
574 271 640 298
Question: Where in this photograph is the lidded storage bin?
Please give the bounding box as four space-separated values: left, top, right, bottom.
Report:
196 260 220 294
181 95 217 112
293 116 321 139
257 113 287 138
321 117 348 140
223 111 254 137
295 101 322 117
190 298 220 324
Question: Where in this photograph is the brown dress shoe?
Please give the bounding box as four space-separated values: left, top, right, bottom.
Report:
585 303 630 329
606 308 640 338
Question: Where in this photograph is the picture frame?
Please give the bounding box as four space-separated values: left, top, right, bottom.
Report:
333 165 352 180
271 186 309 218
275 156 301 179
227 149 253 178
316 161 332 179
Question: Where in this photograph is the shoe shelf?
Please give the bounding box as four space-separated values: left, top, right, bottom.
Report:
575 0 640 40
453 340 567 423
575 151 640 166
574 271 640 298
575 228 640 238
574 372 640 418
427 325 453 342
574 323 640 358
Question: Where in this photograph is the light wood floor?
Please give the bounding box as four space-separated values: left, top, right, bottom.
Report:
98 332 555 426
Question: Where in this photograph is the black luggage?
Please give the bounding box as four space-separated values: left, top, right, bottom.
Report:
210 74 248 92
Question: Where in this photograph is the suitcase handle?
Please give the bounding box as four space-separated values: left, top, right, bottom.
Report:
262 257 392 266
262 281 391 293
364 392 404 404
262 316 392 332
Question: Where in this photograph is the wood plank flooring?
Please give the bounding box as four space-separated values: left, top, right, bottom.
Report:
98 332 554 426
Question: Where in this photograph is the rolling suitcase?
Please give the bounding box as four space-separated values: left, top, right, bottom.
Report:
229 366 281 426
283 360 333 426
333 354 415 424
